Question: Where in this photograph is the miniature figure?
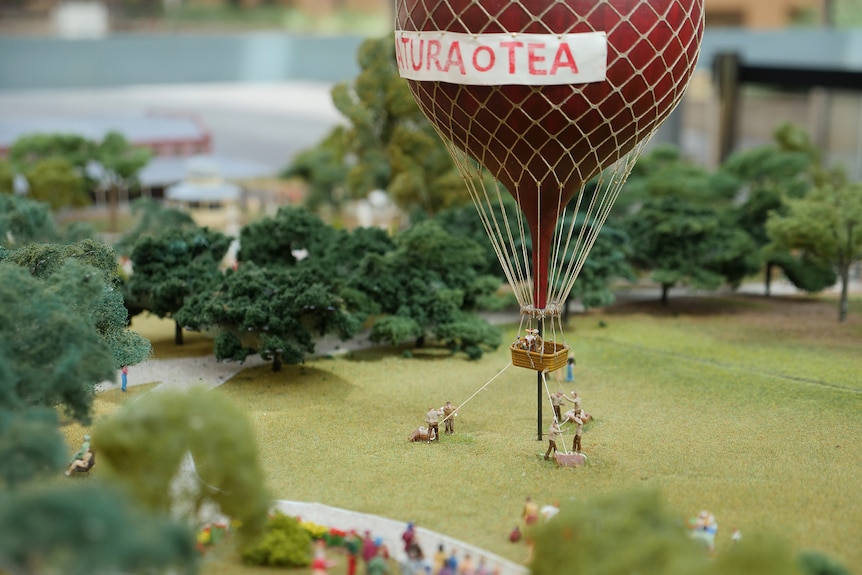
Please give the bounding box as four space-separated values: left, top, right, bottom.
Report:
522 329 543 353
688 510 718 553
121 365 128 392
361 530 377 569
565 354 575 382
70 434 90 464
551 391 564 422
562 409 584 453
367 547 390 575
564 390 581 410
345 531 361 575
442 401 457 434
425 406 442 442
401 522 416 553
407 426 434 443
521 496 539 525
65 448 95 475
543 420 563 461
432 544 447 574
312 539 335 575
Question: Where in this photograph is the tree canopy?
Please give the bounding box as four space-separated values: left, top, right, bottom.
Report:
624 197 759 306
529 489 802 575
720 123 835 295
285 35 468 216
127 226 231 344
94 387 270 545
349 219 502 358
0 482 198 575
176 262 361 371
766 174 862 322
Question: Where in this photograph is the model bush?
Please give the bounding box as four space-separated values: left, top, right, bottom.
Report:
241 512 312 568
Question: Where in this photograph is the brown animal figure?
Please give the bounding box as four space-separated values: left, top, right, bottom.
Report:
407 426 436 442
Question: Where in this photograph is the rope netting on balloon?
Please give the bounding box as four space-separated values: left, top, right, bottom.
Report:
395 0 705 353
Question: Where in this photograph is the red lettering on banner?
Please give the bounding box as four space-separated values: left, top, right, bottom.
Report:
549 43 579 75
499 41 523 74
528 43 547 75
397 37 409 69
410 39 425 71
444 41 466 75
427 39 443 71
472 45 495 72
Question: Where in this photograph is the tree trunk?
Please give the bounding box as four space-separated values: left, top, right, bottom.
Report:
661 284 670 307
272 354 282 372
839 268 849 323
415 334 426 349
108 185 119 234
764 262 773 297
174 321 184 345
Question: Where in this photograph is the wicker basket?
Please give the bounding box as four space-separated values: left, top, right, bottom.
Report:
510 341 569 372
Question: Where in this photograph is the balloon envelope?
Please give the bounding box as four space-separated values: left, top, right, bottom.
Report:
397 0 704 309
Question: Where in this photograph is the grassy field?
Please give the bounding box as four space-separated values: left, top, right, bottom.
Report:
77 293 862 573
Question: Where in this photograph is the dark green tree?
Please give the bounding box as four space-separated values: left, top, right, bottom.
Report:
624 197 759 306
766 174 862 323
0 239 152 372
615 145 736 218
238 205 335 267
565 222 636 316
114 198 198 258
720 123 834 295
176 262 360 371
349 219 502 358
0 195 59 248
0 483 198 575
127 226 232 344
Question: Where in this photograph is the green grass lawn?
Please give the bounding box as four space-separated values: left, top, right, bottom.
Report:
99 293 862 573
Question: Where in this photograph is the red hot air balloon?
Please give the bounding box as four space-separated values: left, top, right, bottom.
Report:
395 0 704 332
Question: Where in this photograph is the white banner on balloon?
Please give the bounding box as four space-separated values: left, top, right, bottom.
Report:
395 30 607 86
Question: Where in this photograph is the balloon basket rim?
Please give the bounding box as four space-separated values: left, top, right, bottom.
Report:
511 341 569 372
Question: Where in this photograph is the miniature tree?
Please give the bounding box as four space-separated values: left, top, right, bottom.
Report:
94 387 271 545
720 123 836 296
0 195 59 248
127 226 231 344
93 131 152 233
23 157 90 211
0 239 151 371
285 35 467 216
114 198 198 258
565 223 636 316
349 219 502 358
175 262 360 371
766 174 862 322
0 483 197 575
529 489 801 575
238 205 335 267
624 197 759 306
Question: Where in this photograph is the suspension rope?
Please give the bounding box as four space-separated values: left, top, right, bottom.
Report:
438 362 513 427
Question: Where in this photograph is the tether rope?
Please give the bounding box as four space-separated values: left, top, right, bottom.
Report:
439 361 513 427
